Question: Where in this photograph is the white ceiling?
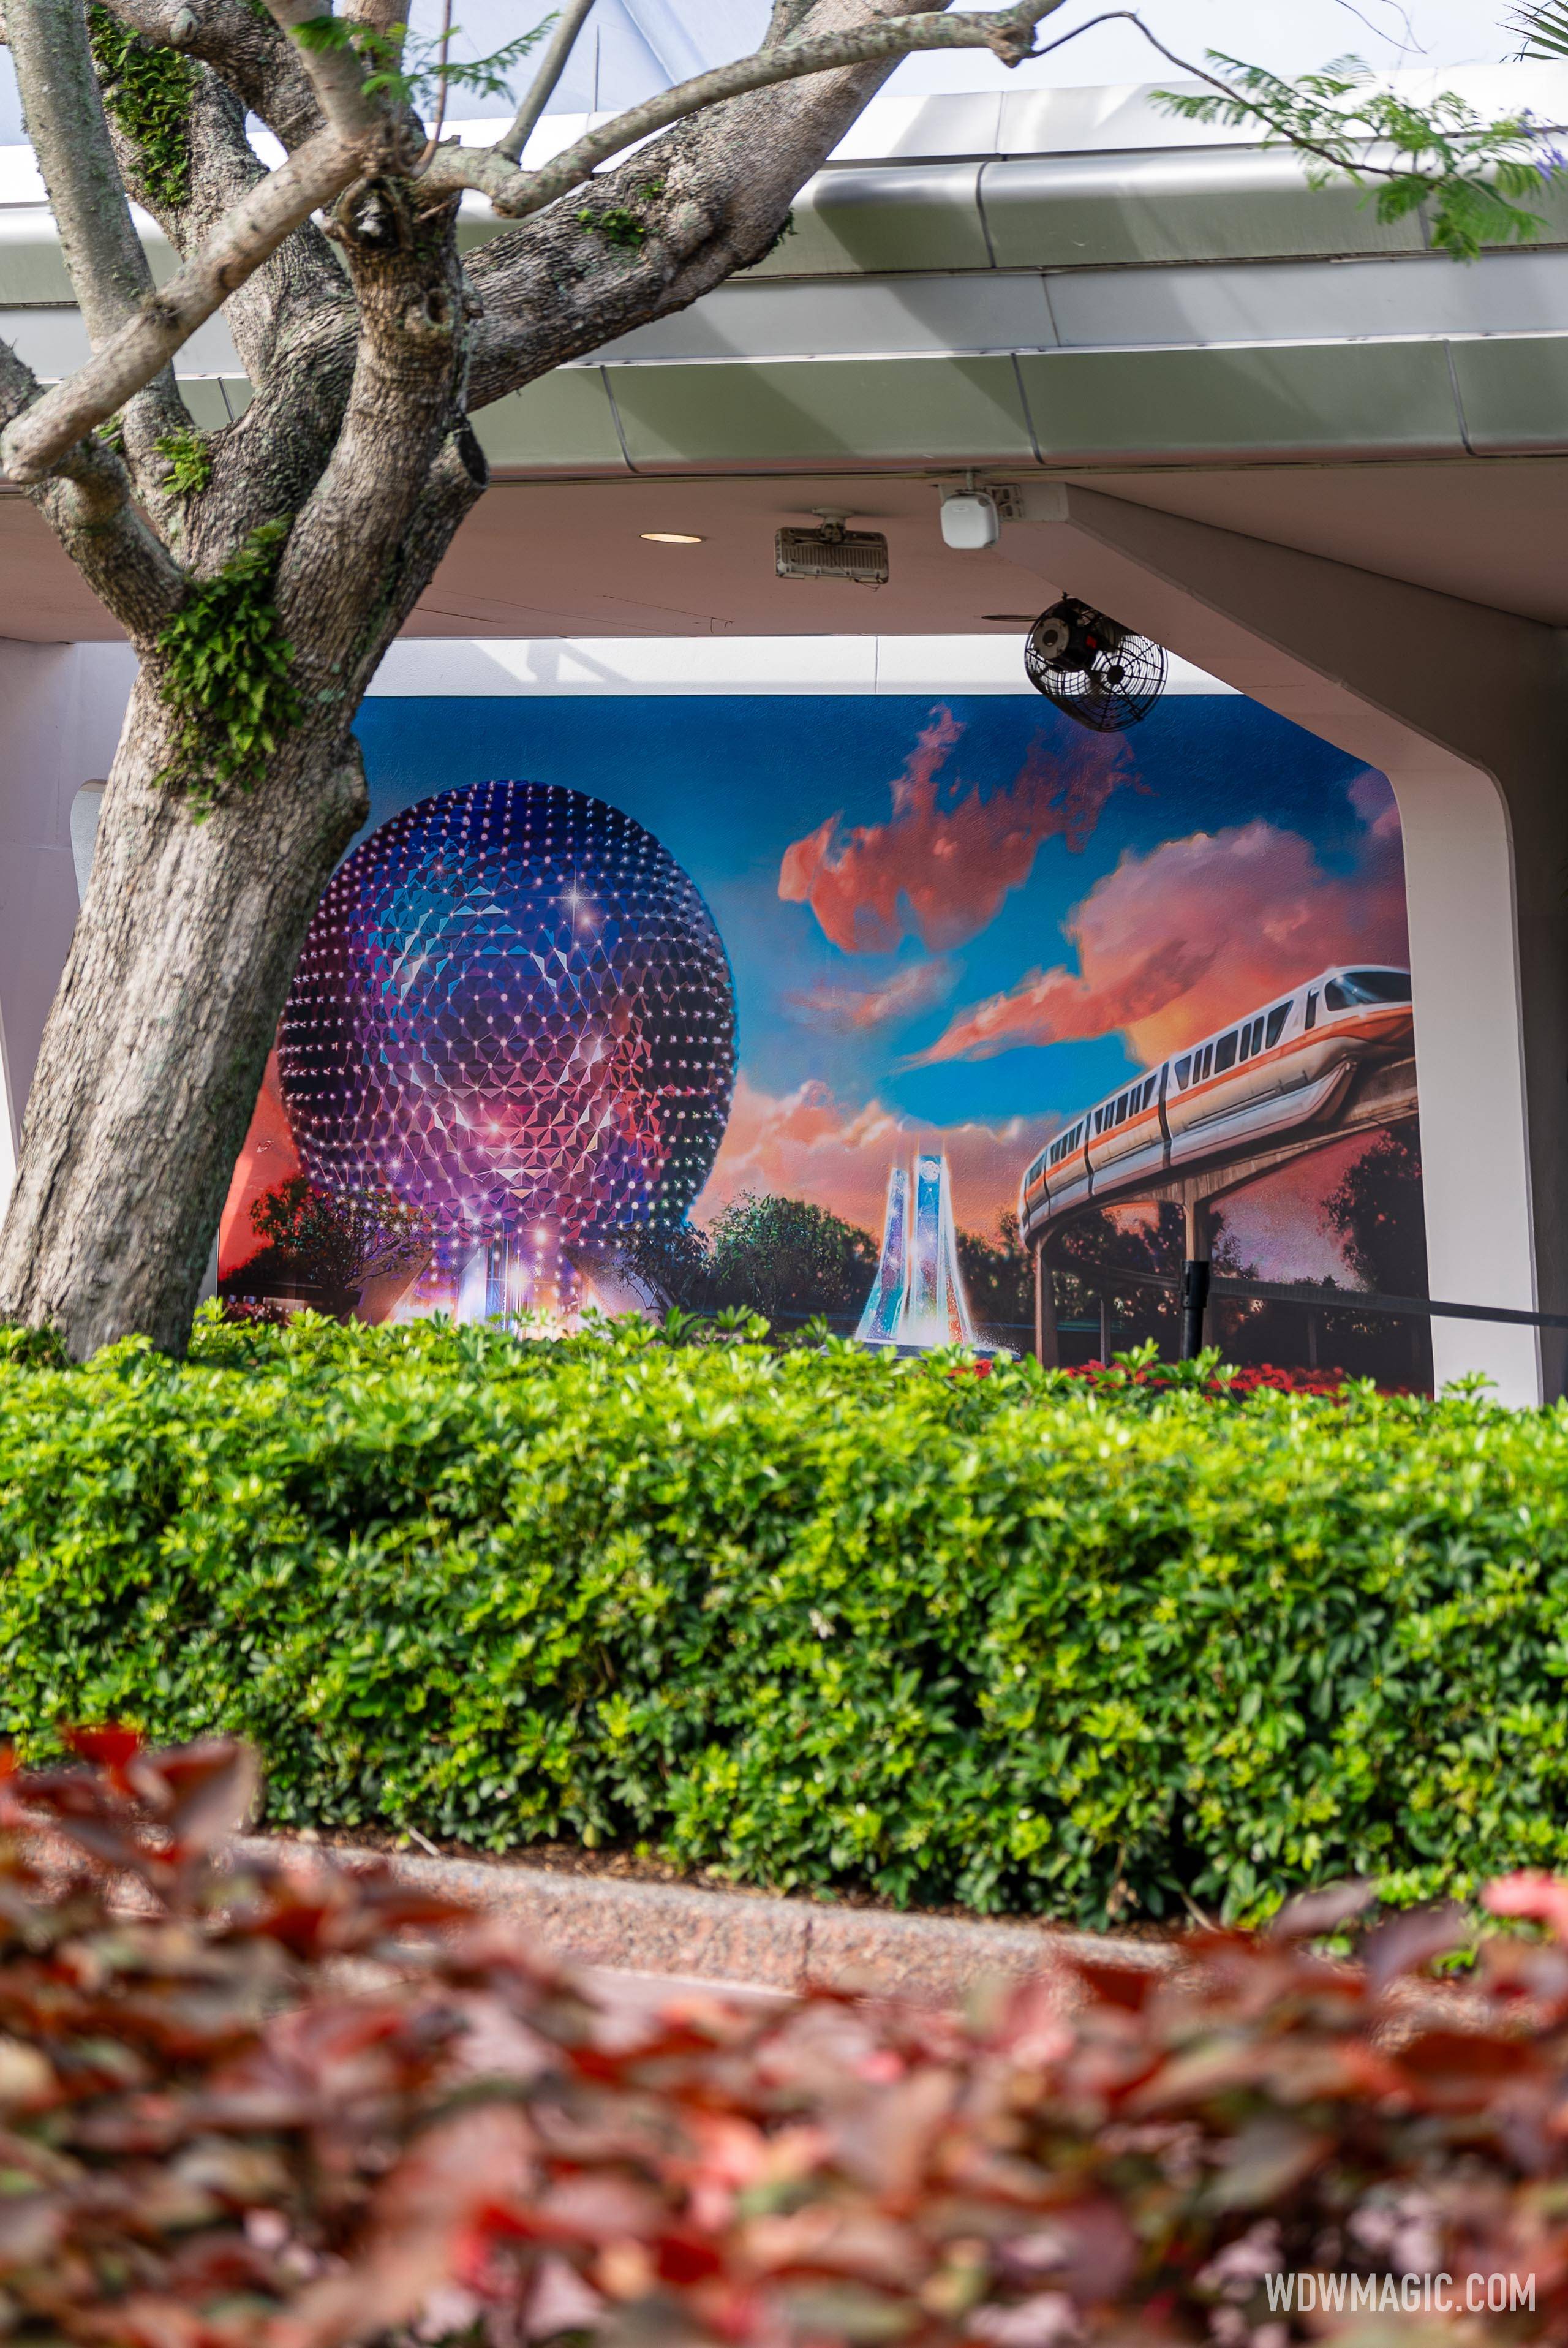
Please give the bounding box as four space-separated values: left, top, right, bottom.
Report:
7 457 1568 644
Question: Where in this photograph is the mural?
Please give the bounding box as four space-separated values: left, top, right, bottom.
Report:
219 690 1427 1382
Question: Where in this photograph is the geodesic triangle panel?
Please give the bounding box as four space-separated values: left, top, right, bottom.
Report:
278 779 737 1270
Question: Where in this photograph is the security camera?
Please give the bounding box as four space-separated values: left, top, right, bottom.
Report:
940 490 1001 552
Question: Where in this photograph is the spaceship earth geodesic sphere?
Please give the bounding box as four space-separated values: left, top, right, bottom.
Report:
277 779 736 1267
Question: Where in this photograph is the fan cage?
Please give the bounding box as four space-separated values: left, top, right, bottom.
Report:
1024 602 1169 733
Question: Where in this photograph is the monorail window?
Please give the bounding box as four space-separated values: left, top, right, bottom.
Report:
1305 990 1318 1031
1326 968 1412 1010
1215 1030 1238 1073
1200 1044 1213 1079
1144 1074 1158 1106
1265 1002 1289 1049
1174 1055 1191 1088
1116 1092 1129 1122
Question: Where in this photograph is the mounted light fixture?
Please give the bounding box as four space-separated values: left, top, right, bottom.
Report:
641 531 706 545
775 509 889 587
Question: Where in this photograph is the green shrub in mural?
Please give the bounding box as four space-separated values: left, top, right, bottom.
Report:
2 1313 1558 1924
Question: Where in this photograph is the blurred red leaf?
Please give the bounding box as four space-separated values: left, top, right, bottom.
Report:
1362 1901 1468 1993
1485 1870 1568 1943
8 1735 1568 2348
1268 1879 1378 1941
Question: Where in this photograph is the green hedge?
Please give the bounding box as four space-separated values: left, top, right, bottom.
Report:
2 1312 1567 1923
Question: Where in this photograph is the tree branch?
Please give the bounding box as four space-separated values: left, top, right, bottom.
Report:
496 0 597 165
155 67 349 390
8 0 194 495
1 119 371 480
262 0 387 147
463 0 943 409
91 0 322 148
0 333 185 635
276 181 472 670
11 0 159 341
85 0 353 388
423 0 1069 216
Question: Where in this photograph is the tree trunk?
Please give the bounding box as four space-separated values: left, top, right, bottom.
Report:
0 669 368 1357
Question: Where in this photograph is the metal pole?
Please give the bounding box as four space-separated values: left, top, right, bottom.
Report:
1180 1259 1211 1361
1033 1244 1060 1368
1180 1188 1212 1362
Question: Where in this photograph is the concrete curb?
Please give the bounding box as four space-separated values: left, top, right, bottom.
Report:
234 1836 1173 2004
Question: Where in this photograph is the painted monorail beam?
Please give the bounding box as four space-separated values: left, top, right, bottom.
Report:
0 69 1565 471
1022 1057 1419 1250
1018 968 1418 1248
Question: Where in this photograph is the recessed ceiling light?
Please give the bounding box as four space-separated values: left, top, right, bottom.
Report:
982 613 1038 623
642 531 705 545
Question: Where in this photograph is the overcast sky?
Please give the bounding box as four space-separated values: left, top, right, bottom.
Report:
0 0 1532 143
383 0 1528 109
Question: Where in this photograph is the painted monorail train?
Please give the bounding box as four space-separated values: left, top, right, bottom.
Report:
1019 965 1413 1233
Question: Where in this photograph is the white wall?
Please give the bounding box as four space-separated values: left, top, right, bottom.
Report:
0 641 137 1220
366 635 1230 696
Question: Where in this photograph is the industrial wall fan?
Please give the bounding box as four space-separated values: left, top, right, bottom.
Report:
1024 598 1167 731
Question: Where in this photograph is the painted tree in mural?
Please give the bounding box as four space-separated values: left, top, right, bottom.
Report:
0 0 1554 1353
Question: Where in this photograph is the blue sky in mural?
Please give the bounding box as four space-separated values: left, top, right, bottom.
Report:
350 692 1408 1241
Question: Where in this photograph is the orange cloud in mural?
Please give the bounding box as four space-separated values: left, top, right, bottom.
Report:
905 937 1212 1069
778 705 1134 955
785 958 954 1032
909 791 1409 1070
693 1071 1056 1238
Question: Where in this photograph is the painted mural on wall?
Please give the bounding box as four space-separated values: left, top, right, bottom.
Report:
218 691 1426 1382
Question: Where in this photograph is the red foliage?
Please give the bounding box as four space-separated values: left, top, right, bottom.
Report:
6 1740 1568 2347
946 1360 1363 1397
1064 1359 1379 1399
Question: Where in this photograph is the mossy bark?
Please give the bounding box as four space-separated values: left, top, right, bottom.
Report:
0 677 367 1356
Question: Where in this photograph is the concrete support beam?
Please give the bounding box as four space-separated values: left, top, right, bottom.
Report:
0 641 136 1225
1007 486 1568 1405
